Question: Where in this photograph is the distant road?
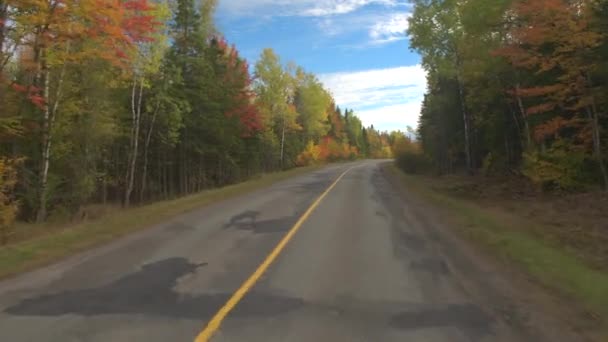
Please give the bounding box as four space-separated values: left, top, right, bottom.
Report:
0 161 580 341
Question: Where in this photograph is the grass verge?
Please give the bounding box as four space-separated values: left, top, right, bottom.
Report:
0 165 322 280
388 164 608 323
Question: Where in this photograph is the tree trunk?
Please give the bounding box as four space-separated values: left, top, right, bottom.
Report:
139 101 159 203
515 82 532 149
507 102 524 149
218 158 222 186
185 152 190 194
160 148 167 199
198 156 204 191
102 176 107 205
36 66 51 223
179 138 186 195
124 77 144 207
158 147 163 200
504 133 512 166
35 46 67 223
588 104 608 191
585 73 608 191
455 71 473 174
0 1 9 72
170 151 175 198
0 1 6 48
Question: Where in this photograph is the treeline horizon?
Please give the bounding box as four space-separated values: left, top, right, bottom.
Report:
406 0 608 191
0 0 402 230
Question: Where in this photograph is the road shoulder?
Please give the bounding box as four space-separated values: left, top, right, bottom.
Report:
383 163 607 342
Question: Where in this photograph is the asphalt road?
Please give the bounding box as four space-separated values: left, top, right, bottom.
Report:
0 161 579 341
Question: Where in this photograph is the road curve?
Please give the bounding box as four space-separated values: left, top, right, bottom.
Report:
0 161 578 341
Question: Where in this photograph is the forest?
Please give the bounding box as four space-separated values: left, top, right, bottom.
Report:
405 0 608 192
0 0 400 234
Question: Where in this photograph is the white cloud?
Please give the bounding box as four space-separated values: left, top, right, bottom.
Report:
314 12 380 37
219 0 398 17
312 11 411 47
369 13 410 44
316 17 342 36
357 103 421 132
219 0 412 47
319 65 426 131
303 0 398 16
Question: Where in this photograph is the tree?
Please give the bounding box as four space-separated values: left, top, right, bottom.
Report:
408 0 475 172
294 69 331 141
344 109 364 154
8 0 158 221
124 1 169 207
496 0 608 189
254 49 300 168
408 0 608 190
0 0 403 229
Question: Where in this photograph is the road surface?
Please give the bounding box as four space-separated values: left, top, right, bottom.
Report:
0 161 581 341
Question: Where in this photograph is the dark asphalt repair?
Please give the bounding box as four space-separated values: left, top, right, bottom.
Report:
5 258 303 319
223 211 296 234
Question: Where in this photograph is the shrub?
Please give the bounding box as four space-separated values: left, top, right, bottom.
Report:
522 140 594 191
297 137 359 165
396 151 433 174
0 158 21 244
296 141 321 166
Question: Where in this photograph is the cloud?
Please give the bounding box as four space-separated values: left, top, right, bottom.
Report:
302 0 398 16
369 13 410 44
319 65 426 131
314 11 381 37
312 10 411 47
357 103 421 132
316 17 342 36
219 0 399 17
219 0 411 48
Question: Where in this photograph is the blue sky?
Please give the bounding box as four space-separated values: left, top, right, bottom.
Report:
216 0 426 132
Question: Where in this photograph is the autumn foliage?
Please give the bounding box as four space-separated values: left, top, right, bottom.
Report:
0 0 394 229
296 137 358 166
214 38 263 137
7 0 159 110
409 0 608 190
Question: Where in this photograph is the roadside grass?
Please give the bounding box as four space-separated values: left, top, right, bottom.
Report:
0 165 321 280
388 164 608 322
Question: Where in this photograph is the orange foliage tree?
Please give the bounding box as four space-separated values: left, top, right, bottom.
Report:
10 0 158 221
495 0 608 189
216 38 263 137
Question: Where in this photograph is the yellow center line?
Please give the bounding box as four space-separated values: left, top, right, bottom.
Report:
194 166 354 342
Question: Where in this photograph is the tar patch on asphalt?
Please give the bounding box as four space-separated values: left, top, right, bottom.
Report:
6 257 302 319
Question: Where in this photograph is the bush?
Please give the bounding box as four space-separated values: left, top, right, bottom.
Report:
296 138 360 165
0 157 21 244
395 151 433 174
296 141 321 166
522 140 595 191
481 152 510 176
